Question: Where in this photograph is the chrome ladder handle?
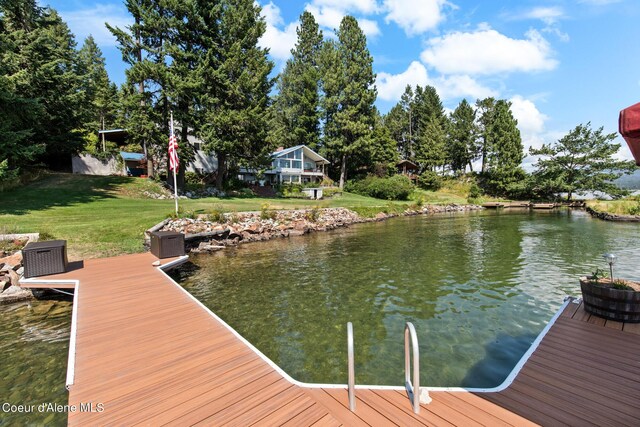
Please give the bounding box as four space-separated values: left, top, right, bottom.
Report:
404 322 430 413
347 322 356 411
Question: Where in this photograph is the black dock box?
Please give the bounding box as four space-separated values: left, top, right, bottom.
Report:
23 240 69 278
150 231 185 259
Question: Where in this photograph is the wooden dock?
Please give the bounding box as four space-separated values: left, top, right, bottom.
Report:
21 253 640 426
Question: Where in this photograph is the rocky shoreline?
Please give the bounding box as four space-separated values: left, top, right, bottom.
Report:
0 234 36 304
157 204 483 254
586 206 640 222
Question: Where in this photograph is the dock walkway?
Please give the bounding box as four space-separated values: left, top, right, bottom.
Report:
21 253 640 426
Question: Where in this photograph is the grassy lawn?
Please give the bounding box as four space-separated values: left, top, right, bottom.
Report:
0 173 431 259
586 198 640 216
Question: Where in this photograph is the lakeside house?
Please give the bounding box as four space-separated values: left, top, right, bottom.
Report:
238 145 330 185
72 128 216 176
72 130 329 185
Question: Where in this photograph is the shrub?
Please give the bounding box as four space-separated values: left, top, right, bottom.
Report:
628 202 640 216
206 204 226 223
305 206 321 222
345 175 414 200
417 170 443 191
468 182 482 199
280 183 306 198
322 187 341 198
185 172 203 186
260 203 277 220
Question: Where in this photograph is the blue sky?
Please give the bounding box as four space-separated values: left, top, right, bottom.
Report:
46 0 640 166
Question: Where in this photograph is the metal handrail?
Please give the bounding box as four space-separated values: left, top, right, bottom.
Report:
404 322 421 413
347 322 356 411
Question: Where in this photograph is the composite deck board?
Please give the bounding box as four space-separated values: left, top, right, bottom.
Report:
24 254 640 425
480 300 640 426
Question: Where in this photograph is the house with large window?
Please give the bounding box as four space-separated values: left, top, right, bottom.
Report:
239 145 330 185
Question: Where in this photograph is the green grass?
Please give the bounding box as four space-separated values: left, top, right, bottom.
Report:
587 198 640 216
0 173 414 259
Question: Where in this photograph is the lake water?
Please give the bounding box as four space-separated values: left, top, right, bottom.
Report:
2 209 640 425
173 209 640 387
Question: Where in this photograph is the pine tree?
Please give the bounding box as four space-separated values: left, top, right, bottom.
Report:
321 16 376 189
77 36 118 147
195 0 274 190
416 113 447 173
486 99 524 195
476 97 496 173
271 11 323 150
413 85 447 173
1 0 84 170
368 109 399 176
108 0 176 175
397 85 414 160
530 123 636 200
448 99 478 174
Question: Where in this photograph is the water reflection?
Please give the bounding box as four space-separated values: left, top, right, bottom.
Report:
175 210 640 387
0 300 71 426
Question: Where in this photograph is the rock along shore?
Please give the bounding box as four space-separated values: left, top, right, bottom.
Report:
586 206 640 222
158 205 483 254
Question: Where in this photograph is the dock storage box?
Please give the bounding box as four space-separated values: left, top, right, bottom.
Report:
150 231 185 259
23 240 69 278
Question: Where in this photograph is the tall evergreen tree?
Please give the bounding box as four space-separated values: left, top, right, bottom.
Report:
195 0 274 190
321 16 376 189
416 113 447 173
397 85 415 160
77 36 118 148
368 109 399 176
271 11 323 150
486 99 524 195
414 85 447 173
476 97 496 173
108 0 176 175
448 99 478 174
1 0 84 170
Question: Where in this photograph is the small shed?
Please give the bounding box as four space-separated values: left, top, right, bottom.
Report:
397 160 419 181
120 151 147 177
620 102 640 165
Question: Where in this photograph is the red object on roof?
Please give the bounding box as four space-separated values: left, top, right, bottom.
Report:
619 102 640 165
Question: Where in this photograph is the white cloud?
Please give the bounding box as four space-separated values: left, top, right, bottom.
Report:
60 4 132 47
434 75 497 100
509 95 548 134
420 28 558 75
259 2 298 60
358 18 382 37
383 0 450 35
376 61 496 102
376 61 429 101
518 6 564 25
312 0 380 14
305 4 381 36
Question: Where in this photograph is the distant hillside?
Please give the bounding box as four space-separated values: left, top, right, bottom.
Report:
615 169 640 189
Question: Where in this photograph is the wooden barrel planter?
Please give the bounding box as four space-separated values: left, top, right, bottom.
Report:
580 278 640 323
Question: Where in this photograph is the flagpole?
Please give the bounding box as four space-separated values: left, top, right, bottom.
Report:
170 111 179 216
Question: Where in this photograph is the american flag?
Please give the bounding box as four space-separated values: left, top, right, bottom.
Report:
168 119 179 172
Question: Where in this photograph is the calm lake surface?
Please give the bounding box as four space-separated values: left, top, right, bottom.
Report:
2 209 640 425
174 209 640 387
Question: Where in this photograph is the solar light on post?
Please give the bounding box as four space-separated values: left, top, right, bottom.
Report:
603 253 617 282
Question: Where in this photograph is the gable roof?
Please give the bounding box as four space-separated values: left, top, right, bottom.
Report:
272 145 330 164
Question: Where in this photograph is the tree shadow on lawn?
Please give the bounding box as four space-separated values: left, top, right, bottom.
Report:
0 173 130 216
